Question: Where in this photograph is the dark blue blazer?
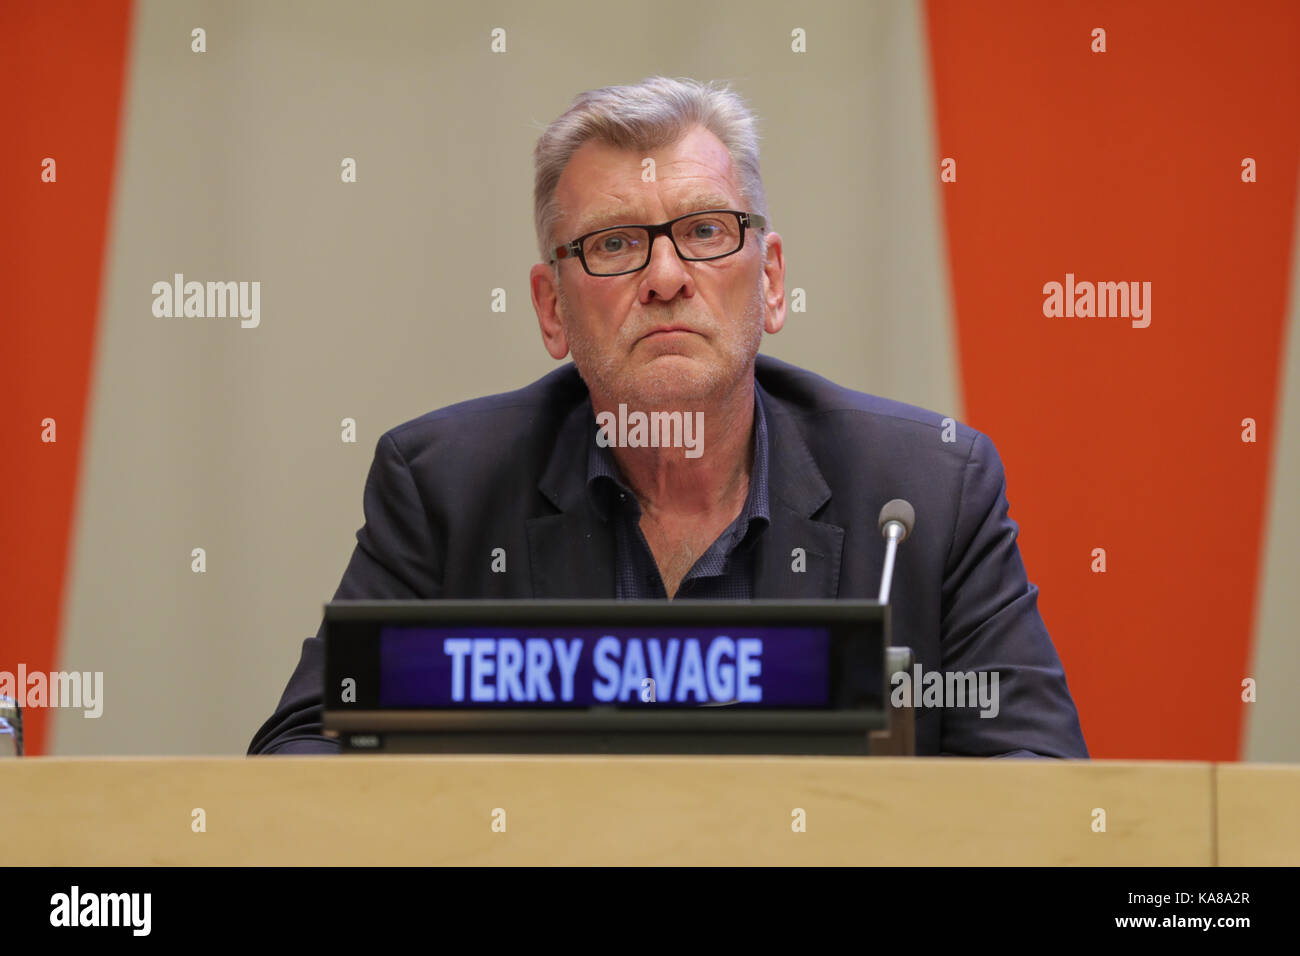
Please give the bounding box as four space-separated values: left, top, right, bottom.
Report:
249 355 1088 758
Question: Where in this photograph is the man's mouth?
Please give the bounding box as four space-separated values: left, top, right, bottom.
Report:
641 325 697 341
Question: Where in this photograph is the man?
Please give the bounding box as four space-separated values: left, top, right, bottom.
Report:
249 76 1088 758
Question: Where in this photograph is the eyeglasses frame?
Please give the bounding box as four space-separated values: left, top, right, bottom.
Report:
550 208 767 277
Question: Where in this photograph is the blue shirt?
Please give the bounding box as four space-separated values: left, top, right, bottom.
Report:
586 387 771 599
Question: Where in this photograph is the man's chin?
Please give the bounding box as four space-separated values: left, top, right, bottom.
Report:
617 355 739 408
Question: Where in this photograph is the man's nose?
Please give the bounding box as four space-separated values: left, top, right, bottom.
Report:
640 233 692 301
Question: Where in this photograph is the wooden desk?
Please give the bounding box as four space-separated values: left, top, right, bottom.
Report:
1216 764 1300 865
0 756 1215 865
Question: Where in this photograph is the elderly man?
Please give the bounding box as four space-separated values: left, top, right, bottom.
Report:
249 76 1088 758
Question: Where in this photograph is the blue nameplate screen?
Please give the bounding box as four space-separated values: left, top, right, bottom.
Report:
323 601 888 753
380 626 832 708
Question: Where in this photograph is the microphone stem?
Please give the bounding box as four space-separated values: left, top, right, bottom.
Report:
878 524 902 605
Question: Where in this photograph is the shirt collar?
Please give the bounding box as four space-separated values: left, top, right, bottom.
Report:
586 386 771 541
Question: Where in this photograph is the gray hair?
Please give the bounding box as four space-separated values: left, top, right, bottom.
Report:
533 76 769 265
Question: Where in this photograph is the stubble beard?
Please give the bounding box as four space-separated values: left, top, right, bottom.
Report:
559 273 766 411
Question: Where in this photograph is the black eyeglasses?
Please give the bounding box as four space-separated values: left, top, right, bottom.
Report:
551 209 767 277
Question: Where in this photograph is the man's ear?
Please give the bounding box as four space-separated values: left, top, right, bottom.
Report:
530 262 570 359
760 232 786 335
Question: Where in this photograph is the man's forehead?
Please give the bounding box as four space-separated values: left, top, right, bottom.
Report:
569 189 738 234
556 127 741 236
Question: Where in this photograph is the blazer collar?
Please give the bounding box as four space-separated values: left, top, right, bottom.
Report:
750 380 844 598
526 370 844 598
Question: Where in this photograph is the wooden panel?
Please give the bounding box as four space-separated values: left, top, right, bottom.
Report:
0 756 1212 865
1216 764 1300 865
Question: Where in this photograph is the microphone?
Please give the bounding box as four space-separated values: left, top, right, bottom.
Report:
876 498 915 605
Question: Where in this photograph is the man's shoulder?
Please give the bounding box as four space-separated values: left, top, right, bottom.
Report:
374 355 993 478
380 363 587 460
755 353 981 457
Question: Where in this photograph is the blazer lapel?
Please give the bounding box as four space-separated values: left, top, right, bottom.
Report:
752 383 845 598
526 398 617 597
524 376 846 600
